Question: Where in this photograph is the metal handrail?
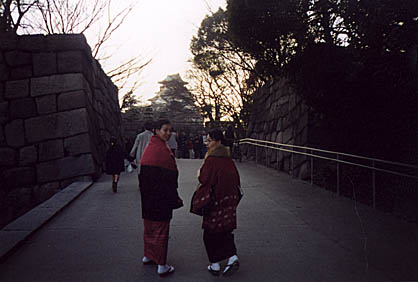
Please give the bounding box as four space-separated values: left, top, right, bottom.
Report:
240 138 418 170
239 140 418 179
239 138 418 208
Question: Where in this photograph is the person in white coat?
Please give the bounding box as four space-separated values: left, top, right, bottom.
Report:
130 121 154 187
167 129 178 157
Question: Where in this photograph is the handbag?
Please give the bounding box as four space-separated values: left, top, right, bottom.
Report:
190 185 214 216
127 163 133 173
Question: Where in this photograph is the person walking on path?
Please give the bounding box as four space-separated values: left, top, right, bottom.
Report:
167 128 178 157
201 130 207 158
130 121 154 187
193 133 203 159
104 136 127 193
139 120 183 277
177 130 188 158
190 129 242 276
225 125 235 153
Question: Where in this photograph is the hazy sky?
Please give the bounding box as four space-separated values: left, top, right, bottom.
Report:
89 0 227 103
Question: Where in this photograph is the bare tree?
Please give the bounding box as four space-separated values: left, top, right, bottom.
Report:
28 0 135 58
187 61 230 123
0 0 39 33
108 56 152 110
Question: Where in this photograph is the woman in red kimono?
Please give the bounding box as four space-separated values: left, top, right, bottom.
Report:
191 129 241 276
139 120 183 277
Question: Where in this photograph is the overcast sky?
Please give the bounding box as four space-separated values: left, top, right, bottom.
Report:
87 0 226 103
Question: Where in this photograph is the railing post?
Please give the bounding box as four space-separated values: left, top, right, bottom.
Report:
255 146 258 164
310 149 314 186
265 147 268 166
291 152 294 178
336 153 340 196
277 147 280 171
372 160 376 208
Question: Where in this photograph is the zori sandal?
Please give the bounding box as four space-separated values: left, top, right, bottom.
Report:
159 265 175 277
223 260 239 276
208 265 220 276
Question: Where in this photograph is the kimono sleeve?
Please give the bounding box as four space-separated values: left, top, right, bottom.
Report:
191 158 214 215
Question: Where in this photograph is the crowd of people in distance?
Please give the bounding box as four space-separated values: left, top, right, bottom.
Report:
169 125 236 160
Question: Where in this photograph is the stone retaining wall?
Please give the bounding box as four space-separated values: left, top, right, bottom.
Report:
246 77 312 179
0 34 121 228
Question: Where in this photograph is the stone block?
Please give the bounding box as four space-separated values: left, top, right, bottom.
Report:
10 98 37 119
58 108 90 136
0 82 4 101
0 35 18 50
4 51 32 67
58 90 86 111
37 154 96 183
57 51 85 73
18 35 47 51
0 64 9 81
31 73 85 97
64 133 91 156
0 125 4 143
35 94 57 115
283 128 293 144
5 79 29 99
45 34 90 53
5 119 25 148
282 116 290 129
289 93 297 110
276 131 283 143
33 52 57 76
0 102 8 124
25 108 89 143
11 65 33 79
39 139 64 161
0 147 17 166
2 167 36 188
19 145 37 165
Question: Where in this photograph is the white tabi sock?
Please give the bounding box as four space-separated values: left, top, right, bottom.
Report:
142 256 151 263
227 255 239 265
158 264 170 274
210 262 220 271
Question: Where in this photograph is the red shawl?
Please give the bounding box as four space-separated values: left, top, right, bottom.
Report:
140 135 177 171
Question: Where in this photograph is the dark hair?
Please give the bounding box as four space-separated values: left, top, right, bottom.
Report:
208 129 225 143
144 121 154 131
155 119 171 130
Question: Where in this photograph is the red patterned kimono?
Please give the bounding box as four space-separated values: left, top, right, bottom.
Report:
140 135 182 265
191 144 241 263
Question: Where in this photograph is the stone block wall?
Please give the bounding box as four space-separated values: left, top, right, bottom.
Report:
0 34 122 228
246 77 312 179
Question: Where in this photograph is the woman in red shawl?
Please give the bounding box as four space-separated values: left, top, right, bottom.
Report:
191 129 241 276
139 120 183 277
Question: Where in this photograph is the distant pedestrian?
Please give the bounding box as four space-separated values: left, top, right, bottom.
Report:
201 130 207 158
225 125 235 153
130 121 154 188
167 128 178 157
139 119 183 277
188 137 194 159
193 133 203 159
177 130 187 158
105 136 126 193
191 129 242 276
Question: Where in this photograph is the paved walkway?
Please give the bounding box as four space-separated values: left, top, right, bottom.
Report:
0 159 417 282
